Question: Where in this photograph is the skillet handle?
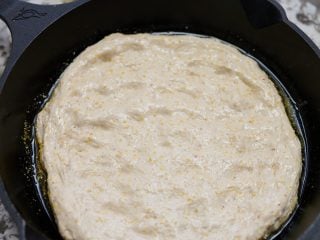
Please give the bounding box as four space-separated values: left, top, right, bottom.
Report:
0 0 90 91
241 0 288 28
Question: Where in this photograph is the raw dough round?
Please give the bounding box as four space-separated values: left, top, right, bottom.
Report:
36 33 302 240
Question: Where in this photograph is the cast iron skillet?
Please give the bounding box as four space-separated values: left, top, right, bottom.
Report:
0 0 320 239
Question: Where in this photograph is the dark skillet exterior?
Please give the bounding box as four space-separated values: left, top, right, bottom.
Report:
0 0 319 239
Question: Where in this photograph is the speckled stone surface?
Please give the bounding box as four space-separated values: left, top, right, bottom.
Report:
279 0 320 46
0 25 10 75
0 0 319 239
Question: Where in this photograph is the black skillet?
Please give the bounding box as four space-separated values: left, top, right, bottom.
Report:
0 0 320 239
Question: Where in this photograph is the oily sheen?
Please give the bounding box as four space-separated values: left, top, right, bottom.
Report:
36 34 302 240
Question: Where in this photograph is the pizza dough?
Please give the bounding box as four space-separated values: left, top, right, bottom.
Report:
36 33 302 240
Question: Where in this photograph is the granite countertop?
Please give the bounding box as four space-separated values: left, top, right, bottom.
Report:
0 0 319 239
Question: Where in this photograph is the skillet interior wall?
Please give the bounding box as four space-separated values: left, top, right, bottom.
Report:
0 0 320 239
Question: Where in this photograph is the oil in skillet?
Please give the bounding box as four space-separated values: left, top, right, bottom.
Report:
25 32 307 240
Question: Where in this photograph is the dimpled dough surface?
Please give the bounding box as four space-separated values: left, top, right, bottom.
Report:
36 33 302 240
